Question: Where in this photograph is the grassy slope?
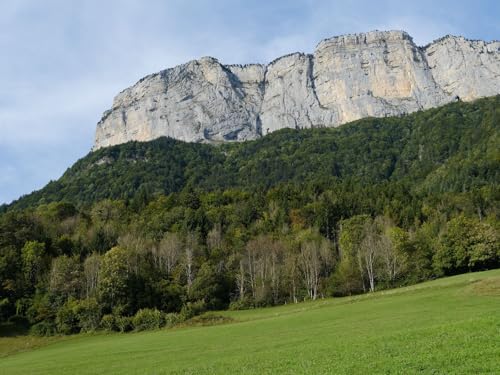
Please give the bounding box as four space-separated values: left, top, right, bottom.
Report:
1 270 499 374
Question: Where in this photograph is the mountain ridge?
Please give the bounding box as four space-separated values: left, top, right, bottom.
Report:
93 30 500 149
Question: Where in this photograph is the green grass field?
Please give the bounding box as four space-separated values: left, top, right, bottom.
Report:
1 270 499 374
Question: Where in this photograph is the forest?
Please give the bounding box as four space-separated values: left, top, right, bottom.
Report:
0 96 498 335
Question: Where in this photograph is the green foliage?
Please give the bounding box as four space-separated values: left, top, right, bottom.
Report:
7 96 499 210
29 321 56 337
0 97 498 336
180 300 207 321
53 298 101 334
433 216 499 275
100 314 115 331
115 315 133 333
100 313 132 333
21 241 46 285
189 263 231 310
163 312 182 328
55 299 80 335
49 255 82 299
73 298 101 333
131 308 163 331
98 247 130 311
329 258 364 296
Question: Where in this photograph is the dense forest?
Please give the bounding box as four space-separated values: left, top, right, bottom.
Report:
0 96 498 335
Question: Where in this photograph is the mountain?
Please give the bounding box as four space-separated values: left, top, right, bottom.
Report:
94 30 500 150
6 95 499 210
1 96 498 344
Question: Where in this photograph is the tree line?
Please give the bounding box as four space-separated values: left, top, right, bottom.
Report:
0 96 498 335
1 182 497 335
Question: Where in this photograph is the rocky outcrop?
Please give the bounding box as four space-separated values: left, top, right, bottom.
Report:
313 31 449 124
94 30 500 149
424 36 500 101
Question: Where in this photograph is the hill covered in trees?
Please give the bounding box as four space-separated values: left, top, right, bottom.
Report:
6 95 499 210
0 96 498 336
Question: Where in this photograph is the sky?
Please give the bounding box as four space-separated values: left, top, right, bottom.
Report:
1 0 499 204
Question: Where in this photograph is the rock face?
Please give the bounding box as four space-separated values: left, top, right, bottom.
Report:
424 36 500 101
94 30 500 149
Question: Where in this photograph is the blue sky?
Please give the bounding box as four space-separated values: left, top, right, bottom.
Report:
1 0 499 204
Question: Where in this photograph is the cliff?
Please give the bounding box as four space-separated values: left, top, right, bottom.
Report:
93 30 500 149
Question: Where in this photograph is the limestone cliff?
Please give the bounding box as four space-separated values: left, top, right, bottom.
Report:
94 30 500 149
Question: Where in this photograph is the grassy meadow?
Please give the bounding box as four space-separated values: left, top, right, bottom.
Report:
1 269 499 374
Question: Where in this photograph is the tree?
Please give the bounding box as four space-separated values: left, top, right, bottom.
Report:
338 215 371 292
49 255 82 299
468 221 499 270
243 235 284 305
189 262 231 310
184 232 198 292
359 221 379 292
434 216 499 275
73 297 101 332
117 233 150 275
298 234 333 300
234 255 246 302
284 250 300 303
98 246 130 310
153 232 182 275
207 223 223 252
55 299 80 335
21 241 46 286
84 253 101 298
338 216 389 293
269 239 285 304
329 257 364 296
0 246 20 319
383 226 409 282
245 238 259 301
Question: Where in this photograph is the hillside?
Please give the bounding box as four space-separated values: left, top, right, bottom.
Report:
6 95 499 210
0 96 498 344
1 270 499 374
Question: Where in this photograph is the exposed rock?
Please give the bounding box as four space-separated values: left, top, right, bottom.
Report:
260 53 335 133
313 31 448 123
95 57 263 148
94 30 500 150
424 36 500 101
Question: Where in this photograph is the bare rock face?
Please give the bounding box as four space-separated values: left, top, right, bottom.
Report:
94 30 500 150
96 57 265 148
313 31 449 124
424 36 500 101
260 53 335 134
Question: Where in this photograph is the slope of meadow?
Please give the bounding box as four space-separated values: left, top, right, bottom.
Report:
1 270 499 375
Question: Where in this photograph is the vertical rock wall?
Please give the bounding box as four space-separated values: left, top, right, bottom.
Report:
94 31 500 150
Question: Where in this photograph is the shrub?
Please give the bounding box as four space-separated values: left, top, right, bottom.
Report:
229 297 253 311
30 321 56 336
163 312 182 328
55 301 79 335
73 298 101 333
115 315 132 332
100 314 116 331
180 300 207 321
132 308 163 331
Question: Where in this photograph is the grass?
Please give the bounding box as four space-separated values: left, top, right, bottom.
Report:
0 269 499 374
